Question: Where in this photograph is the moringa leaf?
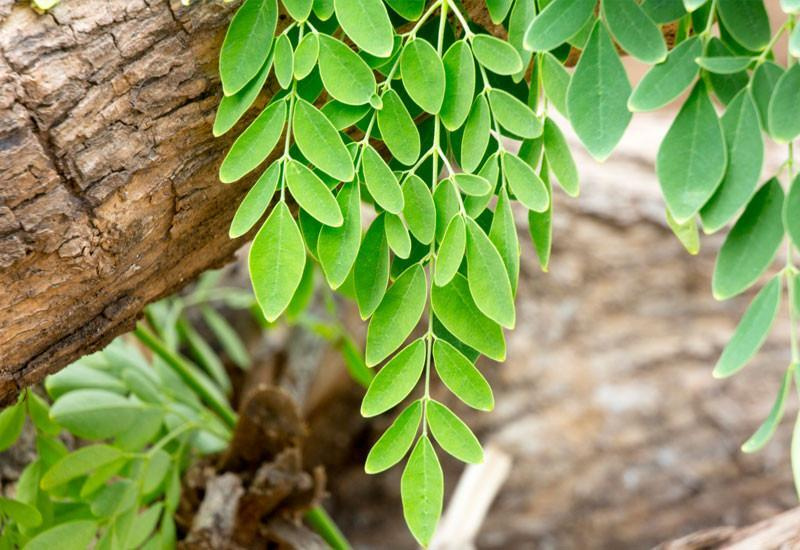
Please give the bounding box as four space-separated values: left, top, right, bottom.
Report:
603 0 667 63
540 52 571 117
318 35 377 105
628 36 702 112
294 32 319 80
362 146 405 214
334 0 394 57
401 39 446 114
293 98 354 181
385 213 412 258
229 161 281 238
361 339 425 416
377 89 421 166
24 520 97 550
489 187 520 295
441 40 476 131
460 95 492 173
401 436 443 548
502 152 549 212
435 215 466 287
402 175 436 244
283 0 312 21
365 400 423 474
219 100 286 183
285 159 343 227
471 34 523 76
214 51 273 137
751 61 784 131
0 399 26 452
219 0 277 96
768 63 800 143
696 56 753 74
451 173 492 196
742 366 794 453
432 339 494 410
426 400 483 463
716 0 771 52
523 0 595 52
355 215 391 319
318 183 361 288
274 34 294 89
465 217 515 328
50 390 138 440
487 88 542 139
543 118 579 197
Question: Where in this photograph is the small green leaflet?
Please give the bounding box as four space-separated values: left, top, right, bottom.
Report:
219 100 286 183
285 160 343 226
400 39 446 114
487 0 514 24
50 389 138 440
318 35 377 105
361 339 426 417
666 209 700 255
354 216 390 319
214 52 273 137
250 202 306 321
487 89 542 139
362 146 405 214
471 35 523 76
402 175 436 244
219 0 277 96
365 400 423 474
46 363 126 398
283 0 312 21
696 56 753 74
401 436 443 548
318 183 361 288
426 400 484 464
431 273 506 361
567 21 632 162
543 118 579 197
490 187 520 295
742 366 794 453
508 0 535 81
524 0 595 52
385 0 424 19
435 215 466 287
699 89 763 233
334 0 394 57
461 95 492 173
628 36 701 112
502 152 549 212
786 175 800 250
541 52 571 117
229 161 280 238
274 34 294 89
451 173 492 196
294 33 319 80
377 90 421 166
712 179 785 300
0 399 25 451
768 63 800 143
528 160 553 271
751 61 784 131
24 520 98 550
323 101 370 130
0 497 42 528
656 82 726 223
433 339 494 410
385 215 411 257
366 265 427 366
465 217 515 329
602 0 667 64
704 38 749 107
713 275 781 379
293 98 354 182
642 0 687 23
441 40 476 131
716 0 771 52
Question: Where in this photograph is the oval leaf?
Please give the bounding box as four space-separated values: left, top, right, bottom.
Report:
502 152 549 212
400 39 445 114
628 36 701 112
465 217 515 328
361 339 426 417
293 98 354 182
377 89 421 166
219 100 286 183
441 40 476 131
426 400 483 464
365 400 423 474
433 339 494 410
229 162 280 238
471 34 522 76
219 0 277 95
335 0 394 57
318 35 377 105
318 183 361 288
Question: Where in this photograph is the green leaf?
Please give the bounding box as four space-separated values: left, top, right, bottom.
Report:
50 390 138 440
523 0 595 52
700 89 763 233
285 160 343 226
433 339 494 411
713 276 782 378
431 274 506 361
355 216 391 319
434 178 461 243
219 100 286 183
465 154 500 216
603 0 667 63
365 401 423 474
385 214 412 258
628 36 702 111
318 35 377 105
471 35 523 76
294 33 319 80
656 82 726 223
91 479 137 518
487 88 541 139
460 95 491 173
214 52 273 137
435 215 466 287
219 0 277 96
402 175 436 244
540 52 570 117
712 179 785 300
666 209 700 255
704 38 748 106
45 363 126 399
742 366 794 453
322 100 370 130
441 40 476 131
0 497 42 528
362 339 425 417
24 520 97 550
426 400 483 463
465 217 515 328
127 505 164 549
0 399 26 452
274 34 294 89
319 183 361 288
751 61 784 131
313 0 335 19
362 146 405 214
507 0 536 81
201 306 251 369
28 391 59 435
334 0 394 57
786 174 800 250
293 98 354 182
489 187 520 295
486 0 513 23
696 56 752 74
502 152 549 212
401 436 443 548
543 118 579 197
283 0 312 22
366 265 427 366
386 0 424 18
249 202 306 321
566 21 632 161
642 0 687 22
400 39 445 114
40 444 124 490
377 89 421 165
229 161 280 238
768 63 800 143
451 173 492 196
716 0 770 52
528 160 553 271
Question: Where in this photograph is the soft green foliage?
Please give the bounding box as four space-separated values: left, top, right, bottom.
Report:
213 0 800 543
